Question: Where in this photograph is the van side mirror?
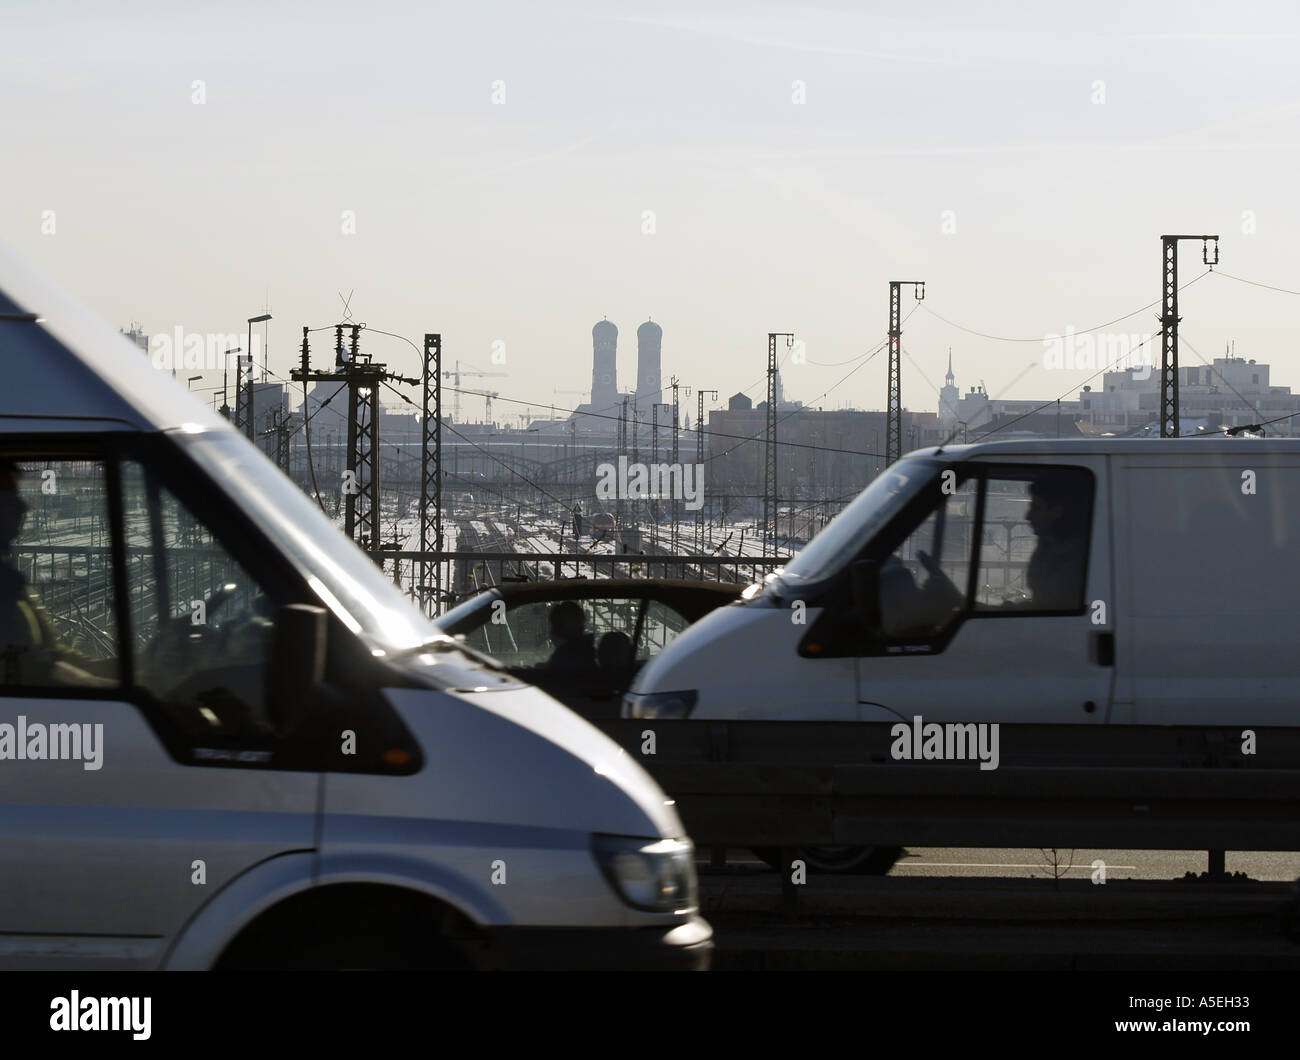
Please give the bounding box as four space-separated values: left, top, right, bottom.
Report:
850 560 882 639
267 604 328 736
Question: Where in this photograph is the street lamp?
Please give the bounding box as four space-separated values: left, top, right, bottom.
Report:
187 375 202 391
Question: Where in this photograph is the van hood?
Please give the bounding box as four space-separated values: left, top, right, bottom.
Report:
385 686 686 840
629 603 760 698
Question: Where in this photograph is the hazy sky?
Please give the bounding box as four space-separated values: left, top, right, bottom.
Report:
6 0 1300 423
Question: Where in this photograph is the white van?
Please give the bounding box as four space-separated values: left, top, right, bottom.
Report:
0 245 710 971
626 437 1300 727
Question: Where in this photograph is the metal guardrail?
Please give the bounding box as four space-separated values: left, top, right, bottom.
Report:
595 720 1300 853
390 550 790 590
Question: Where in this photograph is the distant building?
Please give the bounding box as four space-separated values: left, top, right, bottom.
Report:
938 368 1082 436
570 317 652 435
728 392 752 411
119 323 149 354
635 319 663 420
590 319 619 412
938 349 960 424
707 406 928 519
1076 354 1300 436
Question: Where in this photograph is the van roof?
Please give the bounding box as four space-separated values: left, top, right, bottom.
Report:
0 241 228 434
915 434 1300 458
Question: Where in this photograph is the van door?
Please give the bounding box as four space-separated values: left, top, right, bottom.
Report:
0 450 318 970
854 459 1114 725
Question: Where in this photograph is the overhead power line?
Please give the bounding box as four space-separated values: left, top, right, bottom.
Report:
919 269 1213 343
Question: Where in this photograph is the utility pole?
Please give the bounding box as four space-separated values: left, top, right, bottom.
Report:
766 333 794 555
1160 235 1219 438
569 420 577 508
886 281 925 466
651 403 659 550
220 345 241 422
420 334 442 615
237 349 253 439
670 378 682 553
269 406 291 475
617 397 628 546
292 324 418 565
246 313 271 443
695 388 717 551
632 406 641 543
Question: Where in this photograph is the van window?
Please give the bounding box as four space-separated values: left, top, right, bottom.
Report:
852 464 1095 655
462 600 547 666
974 469 1092 613
780 461 936 587
466 597 643 670
178 431 432 652
0 458 119 688
878 476 977 639
120 461 279 746
635 600 691 661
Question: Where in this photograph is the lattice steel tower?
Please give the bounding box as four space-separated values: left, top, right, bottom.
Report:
886 281 924 466
1159 235 1218 438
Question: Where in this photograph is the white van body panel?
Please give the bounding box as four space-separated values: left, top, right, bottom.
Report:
427 686 685 838
0 697 317 971
1118 449 1300 725
319 686 684 928
163 852 320 970
630 605 899 722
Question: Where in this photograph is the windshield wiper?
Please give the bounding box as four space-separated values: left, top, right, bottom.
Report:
388 636 507 672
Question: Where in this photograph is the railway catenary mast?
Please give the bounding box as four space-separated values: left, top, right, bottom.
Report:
292 324 417 567
885 282 923 467
1159 235 1219 438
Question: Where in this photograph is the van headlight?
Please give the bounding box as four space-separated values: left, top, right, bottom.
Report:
591 835 698 912
622 690 698 719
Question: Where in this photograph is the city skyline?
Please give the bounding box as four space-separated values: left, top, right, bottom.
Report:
8 1 1300 425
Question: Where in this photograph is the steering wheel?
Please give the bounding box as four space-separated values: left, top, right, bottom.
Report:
917 551 964 606
204 582 240 625
141 582 241 680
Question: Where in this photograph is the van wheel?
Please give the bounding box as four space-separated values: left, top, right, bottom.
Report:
216 885 481 971
752 845 903 875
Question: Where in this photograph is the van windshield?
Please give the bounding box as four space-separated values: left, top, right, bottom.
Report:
778 460 937 587
176 429 437 653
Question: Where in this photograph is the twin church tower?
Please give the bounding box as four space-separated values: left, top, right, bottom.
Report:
583 318 662 420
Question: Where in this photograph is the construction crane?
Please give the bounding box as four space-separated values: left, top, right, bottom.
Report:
442 360 507 421
551 388 588 423
462 388 500 424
